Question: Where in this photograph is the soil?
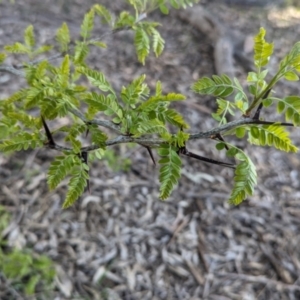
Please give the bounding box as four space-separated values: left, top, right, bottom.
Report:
1 1 300 299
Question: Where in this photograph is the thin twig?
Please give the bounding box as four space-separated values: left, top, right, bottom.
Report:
189 118 294 140
0 64 25 76
41 117 296 154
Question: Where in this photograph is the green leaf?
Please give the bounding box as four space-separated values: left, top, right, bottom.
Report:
84 92 123 119
120 74 149 106
158 144 181 200
73 41 89 64
7 111 38 129
24 25 35 49
248 84 257 96
81 9 95 40
77 67 115 94
4 42 30 54
248 124 298 152
226 147 238 157
159 4 169 14
263 98 273 107
0 53 6 64
137 119 168 135
33 45 53 56
149 27 165 57
114 11 135 29
59 55 70 87
275 96 300 124
93 4 113 25
25 274 40 295
228 150 257 205
134 26 150 64
164 109 189 129
89 41 107 48
138 93 185 112
284 71 299 81
253 27 273 68
56 22 70 52
216 142 225 150
247 72 258 82
250 126 259 139
192 74 247 100
279 42 300 76
173 130 190 148
63 163 89 208
89 126 108 148
0 132 42 152
47 155 77 189
277 101 286 114
236 127 246 138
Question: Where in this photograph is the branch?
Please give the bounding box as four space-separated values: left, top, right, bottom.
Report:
0 64 25 77
189 118 294 140
43 117 295 154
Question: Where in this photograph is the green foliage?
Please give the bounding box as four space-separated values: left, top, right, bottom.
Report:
56 22 71 52
0 248 56 296
217 145 257 205
248 124 298 152
230 155 257 205
0 132 42 152
63 160 89 208
274 96 300 125
253 27 274 69
47 154 78 189
5 25 52 59
134 22 165 64
192 75 249 114
1 1 300 207
278 42 300 80
0 52 6 64
158 144 181 199
0 206 55 297
81 9 95 40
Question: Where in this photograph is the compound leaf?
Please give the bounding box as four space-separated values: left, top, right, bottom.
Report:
274 96 300 125
0 132 42 152
137 119 168 135
63 163 89 208
47 155 77 190
248 124 298 152
228 150 257 205
253 27 273 68
56 22 70 52
158 144 181 200
134 26 150 64
80 9 95 40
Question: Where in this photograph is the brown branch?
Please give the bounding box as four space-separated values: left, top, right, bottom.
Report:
43 118 296 154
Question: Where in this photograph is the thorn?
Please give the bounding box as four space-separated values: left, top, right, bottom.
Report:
253 103 263 120
183 150 235 169
41 116 56 148
145 146 156 166
253 88 271 120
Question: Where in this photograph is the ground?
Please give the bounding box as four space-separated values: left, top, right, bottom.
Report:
1 1 300 299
